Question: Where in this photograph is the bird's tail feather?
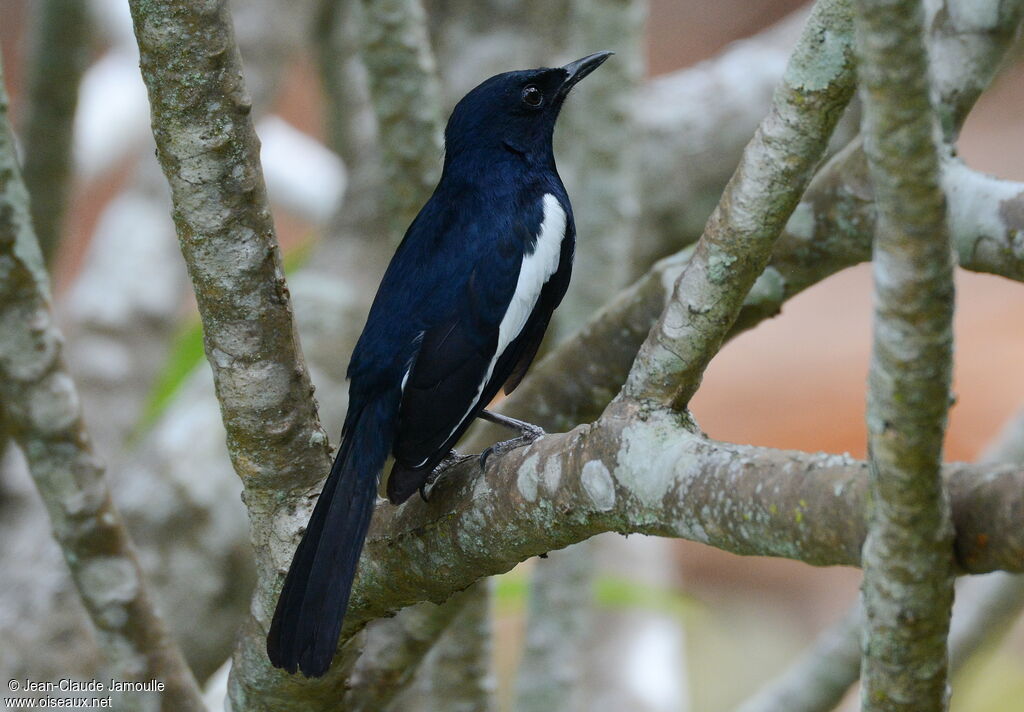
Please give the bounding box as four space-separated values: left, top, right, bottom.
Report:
266 397 393 677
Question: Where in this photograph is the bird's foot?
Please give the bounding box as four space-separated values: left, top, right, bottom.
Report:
478 410 545 438
418 449 475 502
477 411 545 470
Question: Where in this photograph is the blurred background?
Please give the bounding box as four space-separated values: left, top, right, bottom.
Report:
1 0 1022 710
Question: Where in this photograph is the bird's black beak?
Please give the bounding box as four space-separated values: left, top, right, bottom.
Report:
557 51 614 98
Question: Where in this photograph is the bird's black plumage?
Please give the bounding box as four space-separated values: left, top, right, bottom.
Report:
267 51 612 677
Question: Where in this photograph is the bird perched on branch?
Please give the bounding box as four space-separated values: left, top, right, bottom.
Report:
267 51 613 677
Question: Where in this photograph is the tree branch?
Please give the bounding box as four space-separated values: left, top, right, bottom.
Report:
854 0 958 707
332 404 1023 638
735 604 863 712
20 0 91 265
0 53 204 712
128 0 330 496
390 581 496 712
127 0 341 707
358 0 444 240
340 590 472 711
622 0 857 410
735 395 1024 712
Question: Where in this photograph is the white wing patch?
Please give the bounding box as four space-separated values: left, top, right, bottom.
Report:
497 194 567 359
427 194 566 464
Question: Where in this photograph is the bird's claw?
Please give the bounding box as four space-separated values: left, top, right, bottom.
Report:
478 427 545 471
419 449 474 502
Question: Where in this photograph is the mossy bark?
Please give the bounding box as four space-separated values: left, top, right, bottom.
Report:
0 54 204 712
854 0 958 708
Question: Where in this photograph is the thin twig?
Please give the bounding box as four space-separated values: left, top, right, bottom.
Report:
0 54 204 712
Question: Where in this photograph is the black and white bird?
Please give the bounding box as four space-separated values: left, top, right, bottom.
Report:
267 51 613 677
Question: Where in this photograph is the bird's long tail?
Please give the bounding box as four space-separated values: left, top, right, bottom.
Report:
266 397 394 677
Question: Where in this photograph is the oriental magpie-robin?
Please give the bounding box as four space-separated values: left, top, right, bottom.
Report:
267 51 612 677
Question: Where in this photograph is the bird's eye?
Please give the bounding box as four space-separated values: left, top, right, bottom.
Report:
522 85 543 107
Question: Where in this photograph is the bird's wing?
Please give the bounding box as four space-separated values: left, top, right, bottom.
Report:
502 220 575 395
393 194 569 471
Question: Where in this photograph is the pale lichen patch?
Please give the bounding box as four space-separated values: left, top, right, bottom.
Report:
581 460 615 511
28 372 80 434
542 457 562 494
785 24 851 92
616 414 694 508
516 454 540 502
80 556 139 610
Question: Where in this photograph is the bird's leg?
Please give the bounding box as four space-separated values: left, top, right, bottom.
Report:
418 449 475 502
477 410 546 470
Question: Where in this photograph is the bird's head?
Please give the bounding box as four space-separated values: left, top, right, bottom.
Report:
442 51 613 166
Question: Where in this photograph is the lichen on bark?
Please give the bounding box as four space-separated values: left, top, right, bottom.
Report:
0 53 204 712
854 0 958 708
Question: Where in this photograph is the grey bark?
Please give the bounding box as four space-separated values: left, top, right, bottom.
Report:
389 582 496 712
733 403 1024 712
0 53 205 712
357 0 444 241
624 0 857 411
342 407 1024 634
854 0 957 707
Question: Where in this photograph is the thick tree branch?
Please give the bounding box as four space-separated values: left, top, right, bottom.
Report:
622 0 856 410
0 55 204 712
126 0 341 708
128 0 330 496
330 404 1023 639
855 0 957 707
